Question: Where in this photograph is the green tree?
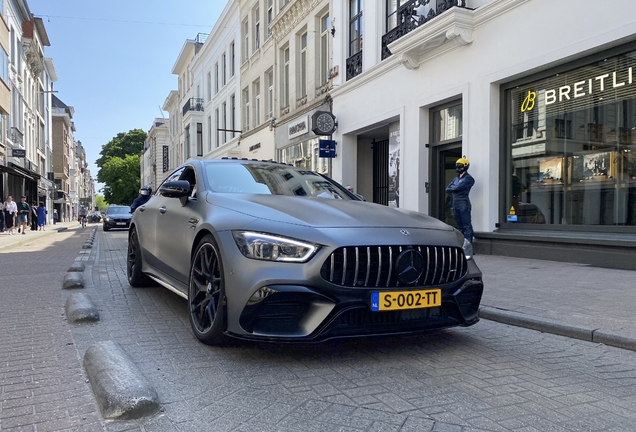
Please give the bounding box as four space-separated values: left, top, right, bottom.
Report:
96 129 147 172
96 129 147 205
95 194 108 212
100 155 141 205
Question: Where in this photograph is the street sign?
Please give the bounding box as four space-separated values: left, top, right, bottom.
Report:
12 149 25 157
319 139 336 158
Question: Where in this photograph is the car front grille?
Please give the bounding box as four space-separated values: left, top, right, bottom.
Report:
320 245 467 288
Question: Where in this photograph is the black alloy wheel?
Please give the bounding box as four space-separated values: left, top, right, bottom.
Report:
188 235 227 345
127 227 153 287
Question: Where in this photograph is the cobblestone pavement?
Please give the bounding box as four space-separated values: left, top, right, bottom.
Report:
3 228 636 431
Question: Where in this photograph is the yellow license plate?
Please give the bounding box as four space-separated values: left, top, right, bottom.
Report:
371 289 441 311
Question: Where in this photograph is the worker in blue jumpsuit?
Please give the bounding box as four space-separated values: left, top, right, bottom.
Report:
446 157 474 243
131 185 152 212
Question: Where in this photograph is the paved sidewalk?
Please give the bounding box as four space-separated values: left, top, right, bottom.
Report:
475 253 636 351
0 220 91 251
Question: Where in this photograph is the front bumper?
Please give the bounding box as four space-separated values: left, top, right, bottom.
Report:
230 274 483 343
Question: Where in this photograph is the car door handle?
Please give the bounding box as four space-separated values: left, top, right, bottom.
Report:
159 207 167 214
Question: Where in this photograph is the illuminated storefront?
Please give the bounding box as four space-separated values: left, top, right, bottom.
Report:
503 44 636 230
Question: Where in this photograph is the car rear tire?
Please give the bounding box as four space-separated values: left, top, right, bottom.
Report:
188 235 228 346
127 227 154 287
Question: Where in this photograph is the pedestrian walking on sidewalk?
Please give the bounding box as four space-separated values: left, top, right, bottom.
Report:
36 202 47 231
16 196 30 235
52 209 58 225
2 195 17 235
30 201 38 231
0 196 5 233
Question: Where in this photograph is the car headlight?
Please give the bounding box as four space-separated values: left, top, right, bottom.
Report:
105 217 113 222
232 231 319 263
455 229 473 260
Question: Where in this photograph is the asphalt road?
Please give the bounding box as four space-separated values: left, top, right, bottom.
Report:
1 228 636 431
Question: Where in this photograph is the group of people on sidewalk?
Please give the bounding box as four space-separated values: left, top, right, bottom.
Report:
1 196 49 235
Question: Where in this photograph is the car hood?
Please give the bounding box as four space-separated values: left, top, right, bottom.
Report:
105 212 132 218
207 193 452 231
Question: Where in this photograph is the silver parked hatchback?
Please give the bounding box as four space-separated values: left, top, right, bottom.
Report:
127 159 483 345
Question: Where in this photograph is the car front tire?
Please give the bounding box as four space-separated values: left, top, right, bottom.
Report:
103 225 109 231
188 235 228 346
127 227 154 287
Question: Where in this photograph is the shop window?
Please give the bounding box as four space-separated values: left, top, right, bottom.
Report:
505 47 636 227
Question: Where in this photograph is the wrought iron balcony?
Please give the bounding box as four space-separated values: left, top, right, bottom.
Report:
182 98 204 116
382 0 466 60
346 51 363 81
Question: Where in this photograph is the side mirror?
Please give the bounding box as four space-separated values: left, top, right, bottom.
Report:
159 180 191 198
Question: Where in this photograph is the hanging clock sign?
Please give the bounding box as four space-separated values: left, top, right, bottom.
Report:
311 111 336 136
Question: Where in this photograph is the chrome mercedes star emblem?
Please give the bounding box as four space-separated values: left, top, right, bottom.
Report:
395 249 425 284
400 229 410 236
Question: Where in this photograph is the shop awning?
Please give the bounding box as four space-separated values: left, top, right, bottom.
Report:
0 163 34 179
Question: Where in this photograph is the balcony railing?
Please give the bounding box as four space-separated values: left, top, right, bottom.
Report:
346 51 363 81
381 0 466 60
182 98 204 116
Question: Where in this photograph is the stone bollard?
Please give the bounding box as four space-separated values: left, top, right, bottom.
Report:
65 292 99 323
83 341 160 419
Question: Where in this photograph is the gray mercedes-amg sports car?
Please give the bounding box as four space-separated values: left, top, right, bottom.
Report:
127 158 483 345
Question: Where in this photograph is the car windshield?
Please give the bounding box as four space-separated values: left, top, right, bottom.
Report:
204 162 355 199
107 206 131 214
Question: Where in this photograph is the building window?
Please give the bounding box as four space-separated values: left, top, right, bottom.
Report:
243 87 250 131
254 6 260 51
299 31 307 98
266 69 274 120
280 0 290 10
196 123 203 157
386 0 404 32
504 47 636 228
229 42 235 77
215 109 220 148
319 14 330 85
222 102 227 144
230 94 236 138
184 126 191 159
350 0 363 56
207 72 212 102
281 46 290 109
0 48 7 85
242 19 249 63
253 80 261 127
214 63 219 94
267 0 273 39
222 53 226 86
207 116 212 152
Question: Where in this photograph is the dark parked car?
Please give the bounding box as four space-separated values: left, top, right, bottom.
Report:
103 205 132 231
88 212 101 223
127 159 483 345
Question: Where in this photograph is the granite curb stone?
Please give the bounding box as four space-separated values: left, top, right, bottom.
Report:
68 262 86 272
62 271 85 289
65 292 100 323
83 341 160 420
479 306 636 352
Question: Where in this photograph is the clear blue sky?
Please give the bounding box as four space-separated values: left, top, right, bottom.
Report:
28 0 225 192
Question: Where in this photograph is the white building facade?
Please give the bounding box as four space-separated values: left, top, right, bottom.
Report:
270 0 334 174
190 0 242 160
329 0 636 268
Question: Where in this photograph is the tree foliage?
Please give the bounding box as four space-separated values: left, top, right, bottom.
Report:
95 195 108 212
96 129 147 205
100 155 141 205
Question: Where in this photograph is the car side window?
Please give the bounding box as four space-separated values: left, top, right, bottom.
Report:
156 167 185 194
180 168 198 200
